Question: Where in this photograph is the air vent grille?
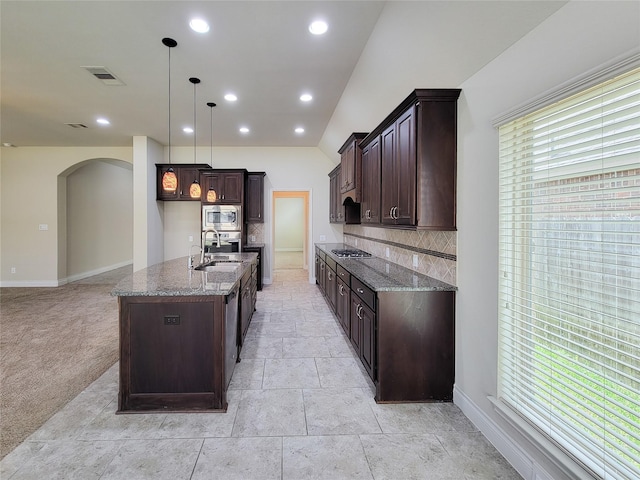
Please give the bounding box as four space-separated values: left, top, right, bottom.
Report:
65 123 88 129
82 66 125 86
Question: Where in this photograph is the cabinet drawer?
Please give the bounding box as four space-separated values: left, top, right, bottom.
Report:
325 256 336 272
336 265 350 286
351 277 375 311
315 248 326 261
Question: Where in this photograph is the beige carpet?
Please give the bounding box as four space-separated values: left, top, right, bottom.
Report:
0 265 131 459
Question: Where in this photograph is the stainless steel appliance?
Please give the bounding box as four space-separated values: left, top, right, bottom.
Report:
203 231 242 254
331 248 372 258
202 204 242 231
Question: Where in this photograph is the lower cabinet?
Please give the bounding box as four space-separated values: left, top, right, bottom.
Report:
336 278 350 335
315 252 455 402
238 264 257 359
325 257 337 311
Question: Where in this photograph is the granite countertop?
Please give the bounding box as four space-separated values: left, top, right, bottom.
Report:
315 243 456 292
111 252 258 297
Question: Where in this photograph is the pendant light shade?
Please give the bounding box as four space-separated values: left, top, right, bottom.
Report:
206 101 217 203
188 77 201 199
161 37 178 194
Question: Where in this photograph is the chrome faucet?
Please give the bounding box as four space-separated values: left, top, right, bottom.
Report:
188 244 202 269
201 228 221 264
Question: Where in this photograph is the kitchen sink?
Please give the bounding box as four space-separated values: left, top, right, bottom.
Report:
195 261 243 272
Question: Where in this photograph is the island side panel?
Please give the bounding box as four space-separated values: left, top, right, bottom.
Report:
118 295 227 413
375 290 455 402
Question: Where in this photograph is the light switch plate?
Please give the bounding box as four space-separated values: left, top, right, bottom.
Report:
39 224 48 231
413 255 419 267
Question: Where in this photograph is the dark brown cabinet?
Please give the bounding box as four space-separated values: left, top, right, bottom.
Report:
243 246 263 291
350 277 376 380
358 89 461 230
315 249 326 293
381 108 416 226
245 172 265 223
361 135 381 224
156 164 211 201
324 257 337 312
118 293 238 412
315 245 456 402
338 133 367 203
200 170 245 204
336 265 351 335
329 165 342 223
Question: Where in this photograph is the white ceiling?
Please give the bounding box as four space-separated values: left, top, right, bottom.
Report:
1 1 565 149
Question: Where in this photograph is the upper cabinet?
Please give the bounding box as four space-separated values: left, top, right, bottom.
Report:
245 172 265 223
338 133 368 204
200 169 245 204
156 164 211 201
329 165 342 224
360 135 381 224
361 89 461 230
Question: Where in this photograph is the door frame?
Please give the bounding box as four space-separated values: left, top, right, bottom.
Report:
271 190 310 274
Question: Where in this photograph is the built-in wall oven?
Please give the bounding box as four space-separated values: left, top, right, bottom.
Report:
203 231 242 253
202 205 242 231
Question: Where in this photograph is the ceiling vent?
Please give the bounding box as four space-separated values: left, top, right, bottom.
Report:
65 123 88 129
82 66 125 86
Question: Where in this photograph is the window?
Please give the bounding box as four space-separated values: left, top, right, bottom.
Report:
498 67 640 479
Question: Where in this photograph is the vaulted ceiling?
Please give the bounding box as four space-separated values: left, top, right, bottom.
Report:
1 1 565 149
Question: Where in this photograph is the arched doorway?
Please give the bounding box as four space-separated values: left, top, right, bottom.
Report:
59 158 133 282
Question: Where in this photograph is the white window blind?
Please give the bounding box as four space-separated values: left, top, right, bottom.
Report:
498 67 640 479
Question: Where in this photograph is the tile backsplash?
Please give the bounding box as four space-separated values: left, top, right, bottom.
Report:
247 223 264 244
343 225 457 286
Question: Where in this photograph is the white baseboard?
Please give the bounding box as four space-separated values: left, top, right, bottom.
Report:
64 260 133 284
1 260 133 288
0 279 62 287
453 386 558 480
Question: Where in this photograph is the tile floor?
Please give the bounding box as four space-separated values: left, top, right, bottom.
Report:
0 268 520 479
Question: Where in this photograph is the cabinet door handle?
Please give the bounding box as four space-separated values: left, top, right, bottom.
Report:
356 304 363 319
327 271 332 280
339 285 344 295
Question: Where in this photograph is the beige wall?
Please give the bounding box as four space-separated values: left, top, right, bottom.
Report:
274 197 304 251
163 146 338 284
0 147 132 286
66 160 133 279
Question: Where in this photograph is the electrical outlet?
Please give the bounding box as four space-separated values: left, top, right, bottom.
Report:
250 235 256 242
11 267 16 274
164 315 180 325
319 235 326 241
38 224 48 231
413 255 419 267
355 239 358 246
385 247 390 258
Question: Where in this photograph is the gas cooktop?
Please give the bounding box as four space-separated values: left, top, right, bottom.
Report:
331 248 372 258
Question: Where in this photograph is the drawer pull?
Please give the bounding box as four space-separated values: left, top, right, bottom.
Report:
357 288 364 294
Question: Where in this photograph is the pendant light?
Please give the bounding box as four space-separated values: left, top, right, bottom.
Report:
206 102 217 203
188 77 202 199
161 37 178 193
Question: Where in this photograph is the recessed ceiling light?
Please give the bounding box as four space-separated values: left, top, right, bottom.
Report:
189 18 210 33
300 93 313 102
309 20 328 35
224 93 238 102
96 118 110 125
239 127 250 134
183 126 194 134
295 127 305 134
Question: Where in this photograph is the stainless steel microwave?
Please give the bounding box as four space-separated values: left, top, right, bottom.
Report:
202 204 242 231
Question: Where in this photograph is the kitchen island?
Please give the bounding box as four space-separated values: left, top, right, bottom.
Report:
111 253 257 413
